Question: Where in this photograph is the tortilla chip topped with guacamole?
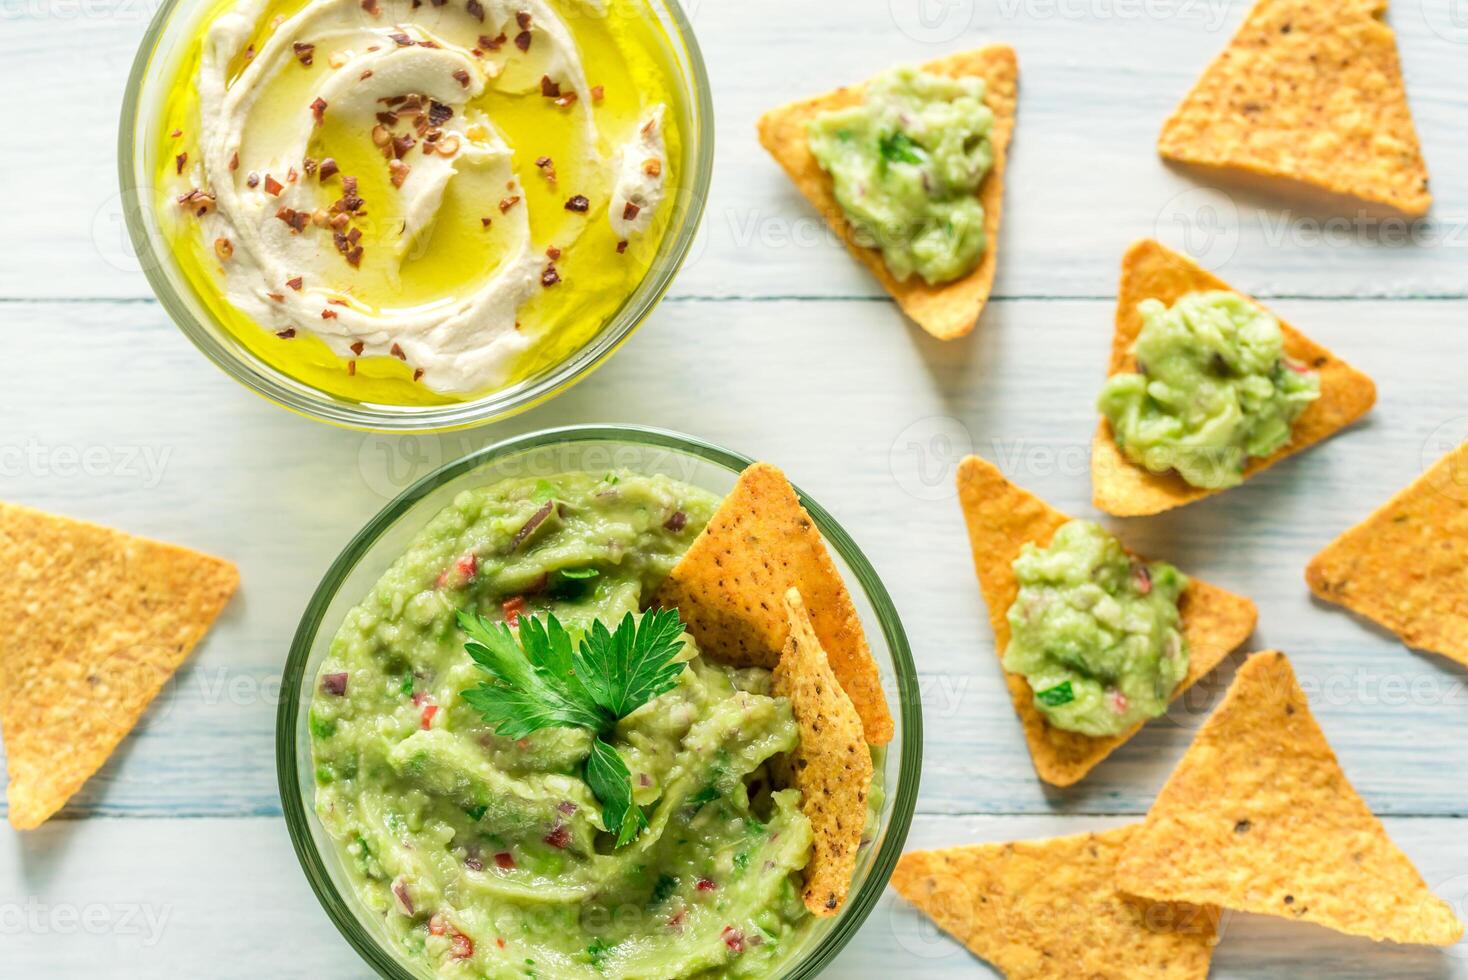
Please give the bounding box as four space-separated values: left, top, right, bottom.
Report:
1118 651 1464 946
955 455 1256 786
1158 0 1430 215
1306 439 1468 669
0 503 238 829
652 462 893 745
756 46 1017 340
773 589 873 916
1092 240 1376 517
892 827 1217 978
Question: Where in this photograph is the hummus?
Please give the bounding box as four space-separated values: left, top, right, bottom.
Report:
159 0 682 402
309 472 855 978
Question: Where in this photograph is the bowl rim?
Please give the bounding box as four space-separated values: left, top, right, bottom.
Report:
275 423 923 978
117 0 716 433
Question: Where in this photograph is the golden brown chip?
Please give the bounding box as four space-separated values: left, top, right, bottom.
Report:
756 46 1018 340
652 462 893 744
0 503 239 829
1157 0 1430 215
773 588 873 916
1306 439 1468 669
892 826 1217 979
1092 239 1377 517
956 455 1256 786
1118 651 1464 946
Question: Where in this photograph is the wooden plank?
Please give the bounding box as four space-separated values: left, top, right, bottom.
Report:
3 0 1466 300
0 814 1461 976
1 296 1464 820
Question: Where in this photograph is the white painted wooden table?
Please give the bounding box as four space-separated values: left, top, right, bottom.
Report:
3 0 1467 975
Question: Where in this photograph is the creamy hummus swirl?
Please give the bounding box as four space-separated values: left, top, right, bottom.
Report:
187 0 666 394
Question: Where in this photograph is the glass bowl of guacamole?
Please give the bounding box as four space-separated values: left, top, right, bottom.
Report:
120 0 713 431
277 425 922 978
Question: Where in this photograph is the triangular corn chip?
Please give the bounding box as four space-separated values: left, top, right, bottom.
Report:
756 46 1017 340
1092 239 1376 517
0 503 238 829
1118 651 1464 946
1158 0 1430 215
956 455 1256 786
652 462 893 744
892 826 1217 978
773 589 872 916
1307 439 1468 669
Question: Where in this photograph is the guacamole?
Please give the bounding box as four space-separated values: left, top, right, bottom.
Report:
806 66 994 285
1098 291 1321 489
1004 520 1189 737
309 472 821 978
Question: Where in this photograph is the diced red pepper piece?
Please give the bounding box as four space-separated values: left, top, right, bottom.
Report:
494 851 515 869
450 931 474 960
502 595 526 625
428 913 448 936
544 823 570 849
421 703 439 729
1108 689 1129 714
721 926 745 953
695 877 716 892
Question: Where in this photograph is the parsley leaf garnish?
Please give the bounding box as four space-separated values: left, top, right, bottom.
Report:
879 131 926 166
1036 681 1075 707
458 607 688 846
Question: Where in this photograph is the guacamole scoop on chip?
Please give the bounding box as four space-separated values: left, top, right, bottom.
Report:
1004 519 1189 737
1098 290 1320 489
806 66 995 286
308 470 876 979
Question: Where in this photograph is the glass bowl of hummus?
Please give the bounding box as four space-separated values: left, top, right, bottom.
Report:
121 0 712 430
277 425 922 978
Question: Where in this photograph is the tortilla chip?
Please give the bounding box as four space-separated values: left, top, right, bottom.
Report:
1157 0 1430 216
956 455 1256 786
756 46 1018 340
0 503 239 829
652 462 893 744
1306 440 1468 669
892 826 1218 978
1092 240 1377 517
772 589 873 916
1117 651 1464 946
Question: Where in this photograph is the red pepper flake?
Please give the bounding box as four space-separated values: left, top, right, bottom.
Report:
590 85 604 103
244 44 255 60
450 932 474 961
267 292 285 302
263 174 284 196
616 240 628 254
229 150 240 172
318 157 339 181
170 128 182 138
310 97 328 124
545 245 561 260
622 201 641 222
721 927 745 953
290 41 313 66
275 207 308 232
390 342 406 360
513 29 531 51
479 32 506 50
539 75 560 98
642 158 662 178
543 824 570 849
276 328 296 339
413 368 425 382
494 851 515 870
175 152 187 175
480 217 493 228
389 159 410 188
564 194 589 213
502 595 526 625
452 68 471 88
350 341 365 355
499 195 521 213
346 246 364 267
466 0 483 19
389 31 413 45
287 276 304 291
213 236 233 260
361 0 378 12
420 702 439 729
495 938 506 950
321 309 339 319
515 9 531 28
428 100 453 126
347 360 357 376
287 166 298 183
553 92 577 108
540 264 560 288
